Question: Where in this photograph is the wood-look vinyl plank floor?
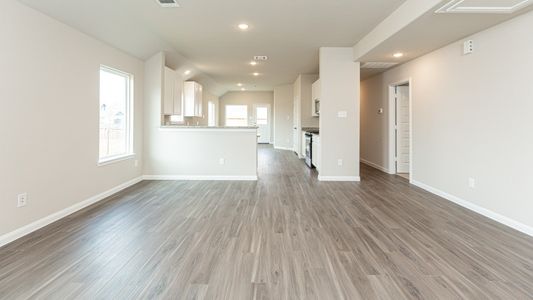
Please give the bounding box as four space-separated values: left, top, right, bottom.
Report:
1 145 533 299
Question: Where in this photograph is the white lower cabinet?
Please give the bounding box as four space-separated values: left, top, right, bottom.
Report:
312 134 320 171
301 132 307 158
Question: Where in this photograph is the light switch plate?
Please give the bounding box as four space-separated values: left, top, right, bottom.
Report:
337 111 348 118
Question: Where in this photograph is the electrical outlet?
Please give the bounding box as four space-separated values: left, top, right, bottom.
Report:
468 178 476 188
219 158 226 165
17 193 27 207
337 159 343 166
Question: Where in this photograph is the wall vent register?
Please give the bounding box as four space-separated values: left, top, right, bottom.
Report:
436 0 532 14
156 0 179 8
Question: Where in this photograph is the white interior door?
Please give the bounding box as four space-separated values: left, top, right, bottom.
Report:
396 85 410 173
293 97 298 152
254 104 271 144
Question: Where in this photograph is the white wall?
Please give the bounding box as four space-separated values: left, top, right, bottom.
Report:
360 11 533 231
273 85 294 149
360 75 388 169
319 48 360 181
143 54 257 178
0 0 144 238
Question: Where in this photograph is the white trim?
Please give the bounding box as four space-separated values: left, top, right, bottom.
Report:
99 65 134 163
411 180 533 237
0 176 143 248
274 146 294 151
360 158 394 174
318 176 361 182
97 153 135 166
388 78 413 177
159 127 257 133
143 175 258 181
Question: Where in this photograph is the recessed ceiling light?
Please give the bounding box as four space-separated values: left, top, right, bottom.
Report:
393 52 404 58
237 83 243 87
184 70 191 75
253 72 260 76
241 88 246 91
250 61 257 66
238 23 249 31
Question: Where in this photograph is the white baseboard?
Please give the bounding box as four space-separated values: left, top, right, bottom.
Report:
318 176 361 182
0 176 144 248
360 158 393 174
411 180 533 237
274 146 294 151
143 175 258 181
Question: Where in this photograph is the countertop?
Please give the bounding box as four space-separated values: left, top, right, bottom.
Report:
161 125 258 129
302 127 319 134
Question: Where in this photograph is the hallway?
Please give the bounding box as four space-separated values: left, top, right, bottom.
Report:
1 146 532 299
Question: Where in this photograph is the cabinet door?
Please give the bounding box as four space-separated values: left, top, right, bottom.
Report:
301 132 307 157
183 81 195 117
173 79 182 115
195 83 203 117
163 67 175 115
312 141 317 166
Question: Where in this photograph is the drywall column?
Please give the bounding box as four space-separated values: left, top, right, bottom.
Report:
318 48 360 181
273 84 294 150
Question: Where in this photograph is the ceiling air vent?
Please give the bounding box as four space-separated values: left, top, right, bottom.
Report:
361 62 398 69
156 0 179 8
436 0 532 14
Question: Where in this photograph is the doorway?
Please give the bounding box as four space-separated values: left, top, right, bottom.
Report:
254 104 271 144
389 80 412 180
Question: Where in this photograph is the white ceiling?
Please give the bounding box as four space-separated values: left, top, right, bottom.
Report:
359 0 533 79
18 0 406 93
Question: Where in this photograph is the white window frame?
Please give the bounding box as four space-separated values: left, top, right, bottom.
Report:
98 65 135 166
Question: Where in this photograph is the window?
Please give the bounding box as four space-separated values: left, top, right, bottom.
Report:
256 106 268 125
208 101 216 126
225 105 248 126
99 66 133 163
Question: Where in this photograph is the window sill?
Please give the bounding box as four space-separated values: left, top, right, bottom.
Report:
98 153 135 167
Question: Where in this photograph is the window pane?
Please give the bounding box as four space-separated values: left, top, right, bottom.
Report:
225 105 247 126
256 107 268 125
99 67 131 160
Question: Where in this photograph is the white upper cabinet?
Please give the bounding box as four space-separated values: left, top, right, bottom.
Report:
311 79 320 117
184 81 203 117
163 67 182 115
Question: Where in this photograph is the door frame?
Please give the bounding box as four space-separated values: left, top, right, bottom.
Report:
253 103 272 144
388 78 413 181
